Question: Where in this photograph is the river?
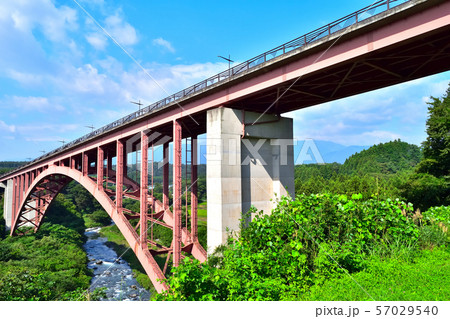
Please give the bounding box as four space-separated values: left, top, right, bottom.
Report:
84 227 151 301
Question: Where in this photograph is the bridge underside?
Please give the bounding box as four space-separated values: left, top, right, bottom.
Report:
226 24 450 115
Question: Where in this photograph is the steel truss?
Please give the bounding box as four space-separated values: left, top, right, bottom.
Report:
9 122 206 293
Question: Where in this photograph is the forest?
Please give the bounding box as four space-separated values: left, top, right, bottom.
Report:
0 84 448 300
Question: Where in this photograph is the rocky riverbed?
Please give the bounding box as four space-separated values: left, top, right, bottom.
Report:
84 227 150 301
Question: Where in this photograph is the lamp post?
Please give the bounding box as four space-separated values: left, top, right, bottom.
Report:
131 100 143 114
218 55 234 76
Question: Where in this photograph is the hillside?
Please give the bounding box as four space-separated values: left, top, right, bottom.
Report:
294 140 421 200
0 161 28 175
341 139 421 175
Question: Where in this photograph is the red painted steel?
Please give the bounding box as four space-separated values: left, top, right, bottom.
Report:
163 142 169 210
11 177 16 224
173 120 182 267
140 131 148 250
19 175 24 215
116 140 124 216
191 136 198 242
24 173 29 194
97 147 104 190
82 152 88 176
7 134 206 291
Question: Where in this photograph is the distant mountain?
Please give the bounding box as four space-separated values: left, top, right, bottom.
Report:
294 140 369 164
198 139 367 165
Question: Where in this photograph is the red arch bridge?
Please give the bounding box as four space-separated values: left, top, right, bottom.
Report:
1 0 450 292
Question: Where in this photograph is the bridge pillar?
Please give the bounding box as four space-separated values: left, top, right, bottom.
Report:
206 107 294 253
1 179 13 231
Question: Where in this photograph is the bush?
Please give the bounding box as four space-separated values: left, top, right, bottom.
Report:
89 209 111 226
399 173 449 211
155 194 422 300
0 192 91 301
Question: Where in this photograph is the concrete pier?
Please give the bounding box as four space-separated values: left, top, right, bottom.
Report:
206 107 294 253
1 180 13 231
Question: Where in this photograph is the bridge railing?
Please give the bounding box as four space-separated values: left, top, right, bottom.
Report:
1 0 411 178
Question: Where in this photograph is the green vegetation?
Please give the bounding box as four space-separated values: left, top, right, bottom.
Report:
0 194 100 300
295 140 418 200
400 86 450 210
154 194 449 300
0 161 28 176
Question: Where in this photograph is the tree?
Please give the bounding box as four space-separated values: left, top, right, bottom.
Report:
401 84 450 210
417 85 450 177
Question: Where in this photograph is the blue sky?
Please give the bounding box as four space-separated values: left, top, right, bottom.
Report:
0 0 449 161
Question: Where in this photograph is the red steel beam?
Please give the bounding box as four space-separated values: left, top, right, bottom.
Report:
116 139 124 216
140 132 148 250
163 142 169 210
107 151 112 186
173 120 182 267
97 147 104 190
82 152 88 176
191 135 198 242
12 177 16 228
24 173 29 203
19 175 24 216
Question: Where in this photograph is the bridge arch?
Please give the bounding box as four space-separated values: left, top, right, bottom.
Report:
11 165 172 292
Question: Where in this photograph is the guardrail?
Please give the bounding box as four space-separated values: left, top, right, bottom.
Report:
1 0 411 178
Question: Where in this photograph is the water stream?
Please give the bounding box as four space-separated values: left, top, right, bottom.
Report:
84 227 150 301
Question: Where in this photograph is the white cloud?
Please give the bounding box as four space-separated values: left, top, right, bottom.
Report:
153 37 175 53
10 96 64 112
105 14 138 46
0 120 16 133
6 70 43 85
83 11 138 49
65 64 110 95
1 0 78 42
86 33 108 50
18 124 78 134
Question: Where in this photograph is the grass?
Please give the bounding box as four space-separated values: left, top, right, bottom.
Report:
198 202 207 225
302 247 450 301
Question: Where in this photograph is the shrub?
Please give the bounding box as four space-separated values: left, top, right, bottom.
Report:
155 194 422 300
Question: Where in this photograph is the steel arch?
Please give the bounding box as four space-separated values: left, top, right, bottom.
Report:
10 165 205 293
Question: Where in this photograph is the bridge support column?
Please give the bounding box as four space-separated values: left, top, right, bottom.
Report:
162 142 169 210
173 120 182 267
1 179 13 231
116 139 124 215
206 107 294 253
140 131 148 250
